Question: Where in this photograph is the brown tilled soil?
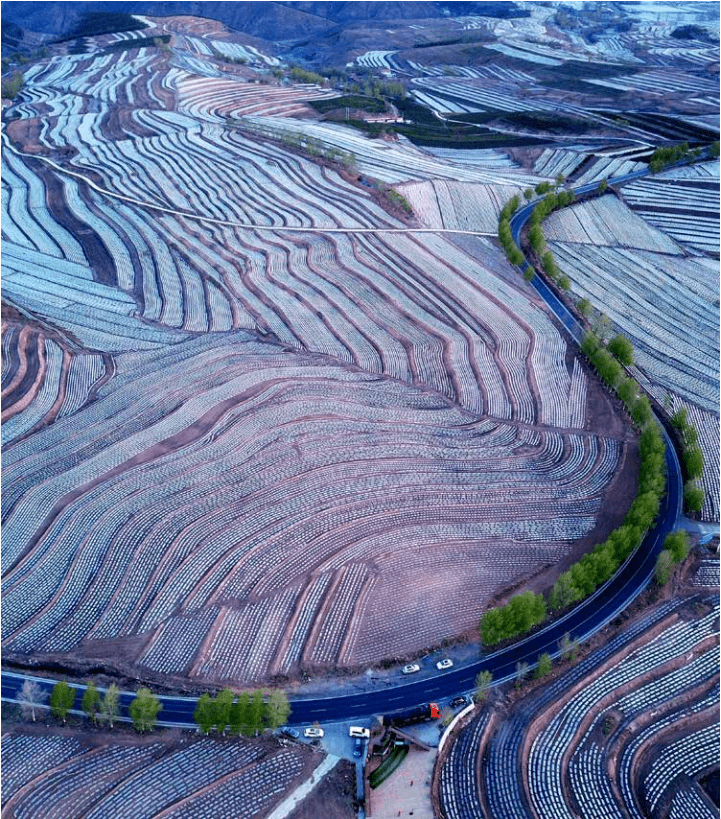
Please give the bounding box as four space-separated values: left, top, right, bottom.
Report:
286 758 356 819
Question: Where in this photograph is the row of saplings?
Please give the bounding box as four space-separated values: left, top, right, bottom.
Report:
16 679 291 737
482 181 704 649
17 680 162 732
479 327 694 648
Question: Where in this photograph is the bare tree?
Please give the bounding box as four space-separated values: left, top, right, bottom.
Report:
18 680 48 722
515 661 530 688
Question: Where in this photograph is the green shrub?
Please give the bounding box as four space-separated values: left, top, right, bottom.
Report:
607 334 634 366
388 189 413 214
664 530 689 562
655 549 673 584
684 444 704 480
369 745 409 788
1 72 24 99
684 482 705 513
535 653 552 679
480 591 546 646
577 297 591 317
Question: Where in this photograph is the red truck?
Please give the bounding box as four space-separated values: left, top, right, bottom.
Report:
385 702 440 728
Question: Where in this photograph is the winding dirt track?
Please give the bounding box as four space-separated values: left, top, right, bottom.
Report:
2 134 495 238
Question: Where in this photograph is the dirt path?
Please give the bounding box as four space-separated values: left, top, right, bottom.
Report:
2 134 495 238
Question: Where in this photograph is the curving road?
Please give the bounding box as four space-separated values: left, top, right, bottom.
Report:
1 167 685 728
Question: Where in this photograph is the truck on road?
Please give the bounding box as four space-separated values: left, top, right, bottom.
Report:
385 702 440 727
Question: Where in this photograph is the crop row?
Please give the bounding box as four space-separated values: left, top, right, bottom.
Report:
408 62 534 82
356 50 399 69
572 155 644 186
439 710 490 819
2 337 64 446
485 42 563 66
533 148 587 179
480 600 682 818
23 49 159 106
668 781 719 819
620 173 719 257
444 598 719 819
527 606 719 819
548 241 719 411
542 194 682 253
398 179 527 233
15 119 586 426
2 733 309 819
241 114 528 184
585 68 718 95
1 333 621 680
174 33 280 65
2 151 87 264
411 79 544 114
175 71 336 120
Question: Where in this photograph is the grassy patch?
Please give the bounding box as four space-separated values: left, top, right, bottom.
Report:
309 95 386 115
369 745 409 789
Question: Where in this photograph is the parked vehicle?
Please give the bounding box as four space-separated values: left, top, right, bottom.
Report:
450 695 469 708
353 737 364 757
436 658 454 670
402 663 420 674
280 726 300 738
304 727 324 738
385 702 440 728
349 726 370 738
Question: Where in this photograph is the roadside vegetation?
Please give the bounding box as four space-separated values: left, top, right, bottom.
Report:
194 688 291 736
670 406 706 513
19 680 290 737
655 530 690 585
482 175 681 648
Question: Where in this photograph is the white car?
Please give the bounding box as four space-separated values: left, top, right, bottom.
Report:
436 658 454 670
304 727 324 738
349 726 370 739
402 663 420 675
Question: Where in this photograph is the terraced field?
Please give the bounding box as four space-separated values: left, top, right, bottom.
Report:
542 187 720 521
1 732 318 818
2 332 625 684
437 591 720 819
0 29 638 686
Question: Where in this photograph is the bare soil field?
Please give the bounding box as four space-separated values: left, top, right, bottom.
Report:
286 758 356 819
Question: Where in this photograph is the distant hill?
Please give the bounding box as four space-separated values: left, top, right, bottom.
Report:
0 1 526 42
0 1 434 40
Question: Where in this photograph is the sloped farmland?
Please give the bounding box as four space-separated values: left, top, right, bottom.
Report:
2 41 634 686
1 333 627 685
543 191 720 521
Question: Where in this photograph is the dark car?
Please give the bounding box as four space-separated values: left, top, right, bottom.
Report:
353 737 364 758
281 727 300 739
450 696 468 708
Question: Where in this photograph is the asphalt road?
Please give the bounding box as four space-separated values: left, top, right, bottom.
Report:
1 165 685 729
509 167 650 344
